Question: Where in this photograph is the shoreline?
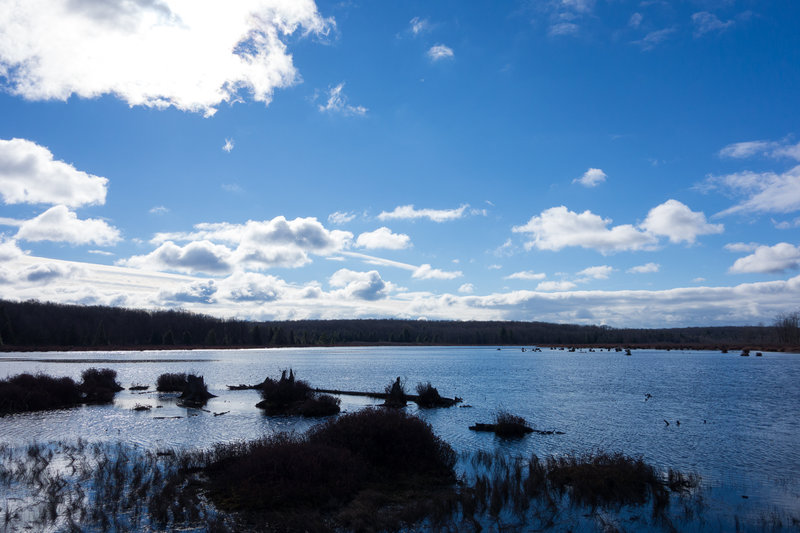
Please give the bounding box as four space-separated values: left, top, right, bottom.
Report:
2 342 798 354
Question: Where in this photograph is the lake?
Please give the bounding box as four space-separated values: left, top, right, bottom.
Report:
1 346 799 528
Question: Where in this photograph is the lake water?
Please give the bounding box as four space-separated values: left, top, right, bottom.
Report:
1 346 799 527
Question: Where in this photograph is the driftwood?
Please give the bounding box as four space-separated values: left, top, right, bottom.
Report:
469 423 564 436
313 388 462 407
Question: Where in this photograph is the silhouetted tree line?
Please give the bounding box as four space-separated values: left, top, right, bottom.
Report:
0 299 788 351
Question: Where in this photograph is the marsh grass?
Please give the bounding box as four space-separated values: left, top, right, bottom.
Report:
156 372 188 392
80 368 123 404
256 369 340 417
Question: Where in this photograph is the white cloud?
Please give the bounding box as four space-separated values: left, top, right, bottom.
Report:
629 12 643 28
488 264 502 270
729 243 800 274
640 199 723 244
409 16 430 35
88 249 114 256
149 205 169 215
329 268 388 300
0 0 332 116
378 204 468 223
427 44 454 61
627 262 659 274
719 138 800 161
15 205 121 245
221 183 243 193
318 83 367 116
505 270 547 281
0 237 25 261
356 227 411 250
711 166 800 216
328 211 356 225
222 138 234 153
634 27 676 50
159 280 217 304
573 168 607 188
536 280 577 291
549 22 579 36
217 271 285 302
691 11 734 38
560 0 594 14
458 283 474 294
120 240 234 274
412 264 462 280
693 277 706 283
512 206 657 253
576 265 613 279
725 242 760 253
0 138 108 207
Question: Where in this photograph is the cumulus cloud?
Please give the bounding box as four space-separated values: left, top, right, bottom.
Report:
412 264 462 280
159 280 217 304
458 283 474 294
729 243 800 274
512 206 657 253
640 199 723 244
15 205 121 245
692 11 734 37
217 271 285 302
0 138 108 207
120 240 234 274
328 211 356 225
536 280 577 291
576 265 613 279
573 168 607 187
329 268 388 300
427 44 454 61
627 262 659 274
0 237 25 261
356 227 411 250
709 166 800 216
0 0 332 116
505 270 547 281
317 83 367 116
378 204 468 223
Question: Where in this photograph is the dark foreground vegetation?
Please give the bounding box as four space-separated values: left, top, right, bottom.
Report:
2 299 798 352
155 372 215 406
0 408 740 532
0 368 122 415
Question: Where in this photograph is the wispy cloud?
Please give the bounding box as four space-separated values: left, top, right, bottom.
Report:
328 211 357 225
427 44 454 61
504 270 547 281
691 11 734 38
627 262 659 274
222 138 234 153
149 206 169 215
318 83 367 116
378 204 468 223
634 27 676 50
409 16 430 36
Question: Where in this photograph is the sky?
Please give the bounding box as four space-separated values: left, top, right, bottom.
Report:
1 0 799 328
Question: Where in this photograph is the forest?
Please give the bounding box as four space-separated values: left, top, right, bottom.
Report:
0 299 794 351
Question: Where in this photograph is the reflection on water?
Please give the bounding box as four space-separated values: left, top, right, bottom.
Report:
1 346 799 524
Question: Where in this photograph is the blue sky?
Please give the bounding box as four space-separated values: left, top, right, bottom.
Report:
1 0 799 327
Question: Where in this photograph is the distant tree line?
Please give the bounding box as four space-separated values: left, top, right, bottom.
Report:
0 299 794 351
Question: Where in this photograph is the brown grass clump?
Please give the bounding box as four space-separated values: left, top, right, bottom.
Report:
546 451 668 508
80 368 123 403
0 373 82 414
156 372 188 392
494 411 533 438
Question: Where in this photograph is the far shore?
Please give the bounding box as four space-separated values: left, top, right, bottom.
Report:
2 342 798 354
